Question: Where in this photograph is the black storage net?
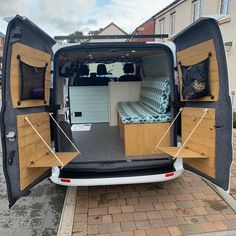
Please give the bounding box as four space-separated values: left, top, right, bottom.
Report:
180 56 211 100
18 57 47 101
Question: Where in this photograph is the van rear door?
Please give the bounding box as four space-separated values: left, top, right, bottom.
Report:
172 18 232 191
0 15 79 207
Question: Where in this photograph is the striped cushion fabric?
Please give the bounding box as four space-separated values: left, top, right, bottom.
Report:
139 78 170 114
117 101 171 124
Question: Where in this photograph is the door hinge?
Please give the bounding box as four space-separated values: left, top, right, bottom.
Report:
6 131 16 141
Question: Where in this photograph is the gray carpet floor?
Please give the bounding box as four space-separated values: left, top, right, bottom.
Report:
72 123 126 162
71 123 168 163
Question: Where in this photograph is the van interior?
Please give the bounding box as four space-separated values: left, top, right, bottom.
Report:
53 45 176 169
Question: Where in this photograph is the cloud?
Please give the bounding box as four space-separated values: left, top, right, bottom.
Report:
0 0 174 36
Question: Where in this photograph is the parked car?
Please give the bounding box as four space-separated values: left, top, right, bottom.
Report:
1 15 233 207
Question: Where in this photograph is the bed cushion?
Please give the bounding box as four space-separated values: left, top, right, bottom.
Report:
117 101 171 124
139 78 170 114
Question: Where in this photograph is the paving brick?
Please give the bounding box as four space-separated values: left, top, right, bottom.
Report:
174 194 193 201
88 216 102 225
146 211 161 220
75 205 88 214
117 199 127 206
178 224 204 235
153 203 165 210
73 222 88 233
133 212 148 221
139 191 156 197
184 216 208 224
175 200 195 209
145 227 170 236
99 223 121 234
135 220 151 230
164 217 187 226
87 224 99 234
127 198 139 205
88 207 108 216
225 214 236 220
192 207 209 215
200 222 219 232
74 213 88 222
109 206 122 214
157 195 175 203
205 214 225 221
149 219 165 228
134 204 154 212
139 197 158 204
102 215 112 224
121 221 136 231
113 213 134 223
159 209 175 219
134 229 147 236
121 205 135 213
163 202 177 210
112 231 134 236
223 219 236 230
167 226 182 236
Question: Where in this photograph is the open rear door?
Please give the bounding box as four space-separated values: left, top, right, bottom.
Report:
172 18 233 191
1 16 78 207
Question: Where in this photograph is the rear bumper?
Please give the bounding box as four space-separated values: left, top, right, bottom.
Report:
50 158 183 186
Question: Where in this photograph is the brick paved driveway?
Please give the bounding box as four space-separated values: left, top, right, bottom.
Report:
72 132 236 236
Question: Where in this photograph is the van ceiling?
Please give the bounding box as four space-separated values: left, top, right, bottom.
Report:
58 48 166 64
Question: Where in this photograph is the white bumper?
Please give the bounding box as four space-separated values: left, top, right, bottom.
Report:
50 158 183 186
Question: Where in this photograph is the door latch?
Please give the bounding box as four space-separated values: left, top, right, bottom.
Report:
6 132 16 141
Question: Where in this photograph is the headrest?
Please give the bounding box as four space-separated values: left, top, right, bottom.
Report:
124 63 134 74
97 64 107 75
79 64 89 76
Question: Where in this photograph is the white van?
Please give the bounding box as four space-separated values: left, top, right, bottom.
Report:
1 15 233 207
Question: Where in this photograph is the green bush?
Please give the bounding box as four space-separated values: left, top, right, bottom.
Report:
233 112 236 128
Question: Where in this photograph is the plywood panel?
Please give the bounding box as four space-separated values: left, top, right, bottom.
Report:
17 112 51 190
123 122 171 156
177 39 219 102
182 108 216 178
157 147 207 158
11 43 51 108
17 112 79 189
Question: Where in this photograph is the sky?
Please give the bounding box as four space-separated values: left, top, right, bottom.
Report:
0 0 174 37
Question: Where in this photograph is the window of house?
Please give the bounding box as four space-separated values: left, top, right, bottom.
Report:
220 0 231 15
159 18 165 34
170 12 176 35
192 0 201 22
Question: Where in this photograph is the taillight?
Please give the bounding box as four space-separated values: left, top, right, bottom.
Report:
61 178 71 183
165 172 174 177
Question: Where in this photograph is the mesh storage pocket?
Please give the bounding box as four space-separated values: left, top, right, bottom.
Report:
19 58 47 101
180 57 210 100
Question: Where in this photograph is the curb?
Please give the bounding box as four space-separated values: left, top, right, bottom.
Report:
57 186 77 236
204 179 236 212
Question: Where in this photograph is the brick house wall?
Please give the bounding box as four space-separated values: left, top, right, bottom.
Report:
128 18 155 42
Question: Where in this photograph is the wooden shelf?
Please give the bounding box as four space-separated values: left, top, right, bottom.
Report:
27 152 79 167
157 147 208 159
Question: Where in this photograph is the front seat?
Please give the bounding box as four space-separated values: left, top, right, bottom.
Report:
74 64 90 86
119 63 139 82
97 64 107 76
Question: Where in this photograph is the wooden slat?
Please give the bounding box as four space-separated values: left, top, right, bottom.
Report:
157 147 207 158
182 108 216 178
10 43 51 108
27 152 78 167
123 122 171 156
177 39 219 102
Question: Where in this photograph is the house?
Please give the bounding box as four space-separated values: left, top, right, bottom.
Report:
128 17 155 42
0 32 5 70
89 22 127 43
152 0 236 108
